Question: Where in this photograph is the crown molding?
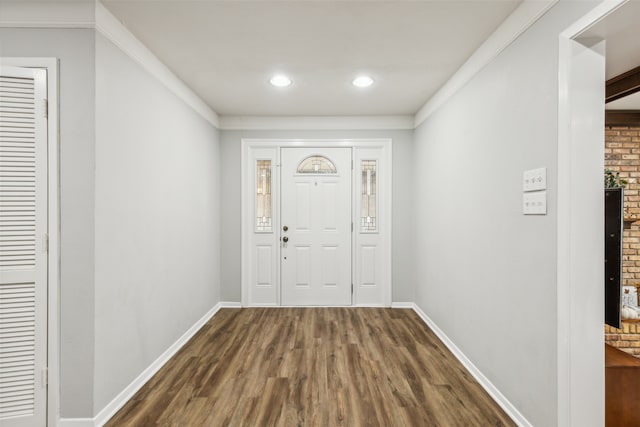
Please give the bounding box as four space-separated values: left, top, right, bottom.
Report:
413 0 559 129
1 0 559 132
560 0 627 39
0 1 95 28
0 1 220 129
219 115 414 131
95 2 220 128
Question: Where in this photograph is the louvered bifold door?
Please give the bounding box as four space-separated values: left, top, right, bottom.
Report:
0 66 47 427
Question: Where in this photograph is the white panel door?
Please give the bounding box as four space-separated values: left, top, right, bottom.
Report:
281 148 351 306
0 66 47 426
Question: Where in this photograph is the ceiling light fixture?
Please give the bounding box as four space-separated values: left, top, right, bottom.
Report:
352 75 374 88
270 74 292 87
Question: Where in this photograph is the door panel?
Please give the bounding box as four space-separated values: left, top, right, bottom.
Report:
295 183 310 230
0 66 47 427
281 148 351 306
322 183 337 230
294 246 311 287
321 246 338 286
361 246 377 286
256 246 273 286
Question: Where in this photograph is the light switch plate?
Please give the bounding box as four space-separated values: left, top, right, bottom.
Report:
523 191 547 215
523 167 547 192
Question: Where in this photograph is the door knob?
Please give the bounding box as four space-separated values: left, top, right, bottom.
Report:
282 236 289 242
283 225 288 231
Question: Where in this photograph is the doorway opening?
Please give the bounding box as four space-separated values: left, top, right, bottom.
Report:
558 0 634 424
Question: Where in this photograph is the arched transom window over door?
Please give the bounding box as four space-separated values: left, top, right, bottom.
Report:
296 155 337 174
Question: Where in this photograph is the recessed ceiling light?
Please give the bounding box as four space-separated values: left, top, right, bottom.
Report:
352 75 374 88
270 74 292 87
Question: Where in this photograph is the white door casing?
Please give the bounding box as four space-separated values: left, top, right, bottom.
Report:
557 35 607 427
280 148 352 306
0 66 48 426
241 139 392 307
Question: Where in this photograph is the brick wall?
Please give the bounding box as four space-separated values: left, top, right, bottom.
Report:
605 126 640 357
605 323 640 357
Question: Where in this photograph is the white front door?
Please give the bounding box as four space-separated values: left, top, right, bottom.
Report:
280 148 352 306
0 66 48 426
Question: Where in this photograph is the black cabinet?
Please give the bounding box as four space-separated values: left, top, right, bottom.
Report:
605 188 623 329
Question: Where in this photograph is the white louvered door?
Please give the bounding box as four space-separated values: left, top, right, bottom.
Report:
0 66 47 426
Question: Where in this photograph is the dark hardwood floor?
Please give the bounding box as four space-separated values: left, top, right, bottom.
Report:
106 308 515 426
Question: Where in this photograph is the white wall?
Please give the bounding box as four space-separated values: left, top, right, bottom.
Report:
0 27 97 418
412 2 598 426
94 33 221 412
220 129 414 303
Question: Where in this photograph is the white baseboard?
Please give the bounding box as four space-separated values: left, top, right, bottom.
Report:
58 418 94 427
59 302 224 427
93 302 224 426
219 301 242 308
390 302 414 309
407 303 532 427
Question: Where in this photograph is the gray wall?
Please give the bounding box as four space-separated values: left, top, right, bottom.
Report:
94 33 221 412
411 2 597 426
0 28 97 418
220 129 414 303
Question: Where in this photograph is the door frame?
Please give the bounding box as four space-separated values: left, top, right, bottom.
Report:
0 57 60 426
557 1 627 425
241 139 392 307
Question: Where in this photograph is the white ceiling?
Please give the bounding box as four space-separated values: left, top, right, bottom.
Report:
581 0 640 110
607 91 640 110
101 0 521 117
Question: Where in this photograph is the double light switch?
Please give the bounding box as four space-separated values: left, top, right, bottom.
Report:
523 167 547 215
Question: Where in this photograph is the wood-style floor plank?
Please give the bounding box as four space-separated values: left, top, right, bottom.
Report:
106 308 515 427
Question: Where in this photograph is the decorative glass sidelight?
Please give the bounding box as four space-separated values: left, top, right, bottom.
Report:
361 160 377 232
256 160 272 232
297 155 337 174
